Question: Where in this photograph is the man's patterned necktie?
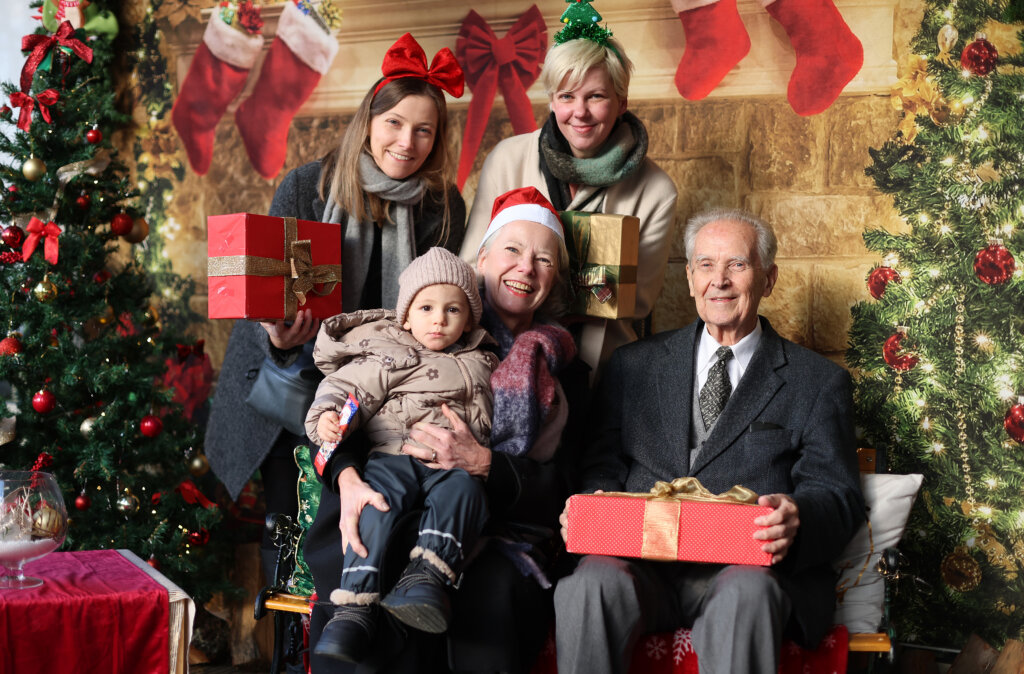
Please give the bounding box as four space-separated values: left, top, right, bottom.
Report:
699 346 734 428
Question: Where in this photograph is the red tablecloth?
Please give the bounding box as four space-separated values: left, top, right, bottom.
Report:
0 550 169 674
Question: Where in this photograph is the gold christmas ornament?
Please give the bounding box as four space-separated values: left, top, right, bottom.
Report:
96 305 115 326
976 523 1019 581
22 156 47 182
142 304 160 328
32 277 58 303
941 546 982 592
189 453 210 477
116 489 140 514
79 416 97 437
32 505 63 537
936 24 958 64
122 217 149 244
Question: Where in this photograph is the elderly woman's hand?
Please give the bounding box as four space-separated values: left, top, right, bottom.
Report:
260 309 319 351
403 404 492 478
336 467 389 557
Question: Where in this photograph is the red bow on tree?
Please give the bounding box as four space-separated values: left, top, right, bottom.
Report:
10 89 59 132
176 480 217 510
455 7 547 188
375 33 465 98
21 21 93 93
22 216 61 264
175 340 206 362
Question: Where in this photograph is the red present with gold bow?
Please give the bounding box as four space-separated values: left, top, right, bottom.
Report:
565 478 774 565
207 213 342 320
560 211 639 319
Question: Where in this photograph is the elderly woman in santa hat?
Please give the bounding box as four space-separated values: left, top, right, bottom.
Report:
325 186 588 673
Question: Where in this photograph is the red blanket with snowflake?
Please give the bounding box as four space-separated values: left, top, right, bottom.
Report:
531 624 849 674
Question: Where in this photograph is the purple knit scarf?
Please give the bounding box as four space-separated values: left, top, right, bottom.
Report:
482 300 576 457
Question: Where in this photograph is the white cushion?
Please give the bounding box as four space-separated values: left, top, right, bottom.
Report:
832 472 923 633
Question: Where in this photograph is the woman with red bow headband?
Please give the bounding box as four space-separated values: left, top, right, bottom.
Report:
204 33 467 651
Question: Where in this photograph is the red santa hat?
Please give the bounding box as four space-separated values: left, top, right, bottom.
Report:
477 187 566 264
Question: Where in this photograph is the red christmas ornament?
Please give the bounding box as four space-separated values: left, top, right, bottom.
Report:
75 193 91 210
1 251 20 264
186 528 210 546
31 451 53 471
85 128 102 144
0 335 22 356
140 414 163 438
1 224 25 248
146 555 160 570
974 242 1015 285
961 34 998 75
92 269 111 284
32 389 56 414
6 185 18 196
1006 403 1024 444
883 332 919 371
867 266 901 299
111 213 133 236
75 490 92 511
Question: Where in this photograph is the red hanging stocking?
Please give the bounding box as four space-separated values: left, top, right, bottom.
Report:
764 0 863 116
171 12 263 176
234 2 338 180
672 0 750 101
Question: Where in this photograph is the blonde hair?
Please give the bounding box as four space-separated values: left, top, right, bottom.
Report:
539 37 633 100
318 77 455 238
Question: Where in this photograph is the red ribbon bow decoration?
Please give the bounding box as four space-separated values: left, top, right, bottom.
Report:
455 6 547 189
20 21 93 93
176 480 217 510
10 89 59 132
22 216 61 264
375 33 465 99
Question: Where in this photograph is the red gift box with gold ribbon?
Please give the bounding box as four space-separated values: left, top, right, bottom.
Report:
207 213 342 321
565 478 774 565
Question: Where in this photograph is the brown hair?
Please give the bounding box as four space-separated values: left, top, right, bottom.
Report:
318 77 455 240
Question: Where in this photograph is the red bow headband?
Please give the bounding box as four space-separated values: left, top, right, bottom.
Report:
374 33 465 98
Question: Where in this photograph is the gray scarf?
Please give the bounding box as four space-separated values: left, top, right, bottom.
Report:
323 152 425 310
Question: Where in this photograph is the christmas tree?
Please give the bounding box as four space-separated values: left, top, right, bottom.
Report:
0 1 231 603
847 0 1024 648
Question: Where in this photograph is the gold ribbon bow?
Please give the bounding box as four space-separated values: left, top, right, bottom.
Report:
208 217 341 318
604 477 760 560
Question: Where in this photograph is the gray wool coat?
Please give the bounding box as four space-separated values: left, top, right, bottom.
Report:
204 160 466 499
580 316 865 647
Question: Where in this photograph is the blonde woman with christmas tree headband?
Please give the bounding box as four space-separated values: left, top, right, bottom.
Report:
462 0 678 385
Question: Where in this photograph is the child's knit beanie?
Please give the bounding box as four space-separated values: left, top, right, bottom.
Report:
396 247 483 326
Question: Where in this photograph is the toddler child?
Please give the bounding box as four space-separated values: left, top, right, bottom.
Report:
305 246 498 663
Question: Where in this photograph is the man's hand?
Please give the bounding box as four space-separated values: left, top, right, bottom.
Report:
559 490 603 544
753 493 800 565
336 467 389 558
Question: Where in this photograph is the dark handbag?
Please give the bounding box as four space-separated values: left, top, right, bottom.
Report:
245 344 323 437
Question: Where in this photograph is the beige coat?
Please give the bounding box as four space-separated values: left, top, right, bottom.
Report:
304 309 499 455
461 129 678 381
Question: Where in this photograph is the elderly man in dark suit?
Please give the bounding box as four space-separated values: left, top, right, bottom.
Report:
553 209 864 674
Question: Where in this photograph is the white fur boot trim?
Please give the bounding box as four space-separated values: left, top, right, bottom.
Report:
329 589 379 606
410 546 457 585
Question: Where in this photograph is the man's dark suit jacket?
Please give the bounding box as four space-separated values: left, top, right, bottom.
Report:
580 316 865 647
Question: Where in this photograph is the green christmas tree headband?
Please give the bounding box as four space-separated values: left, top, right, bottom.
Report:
553 0 615 48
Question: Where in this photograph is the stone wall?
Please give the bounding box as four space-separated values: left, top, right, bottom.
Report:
160 1 926 371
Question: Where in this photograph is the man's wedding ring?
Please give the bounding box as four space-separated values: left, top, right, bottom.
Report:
431 450 437 462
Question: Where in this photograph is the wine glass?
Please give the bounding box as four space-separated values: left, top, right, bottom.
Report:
0 471 68 589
